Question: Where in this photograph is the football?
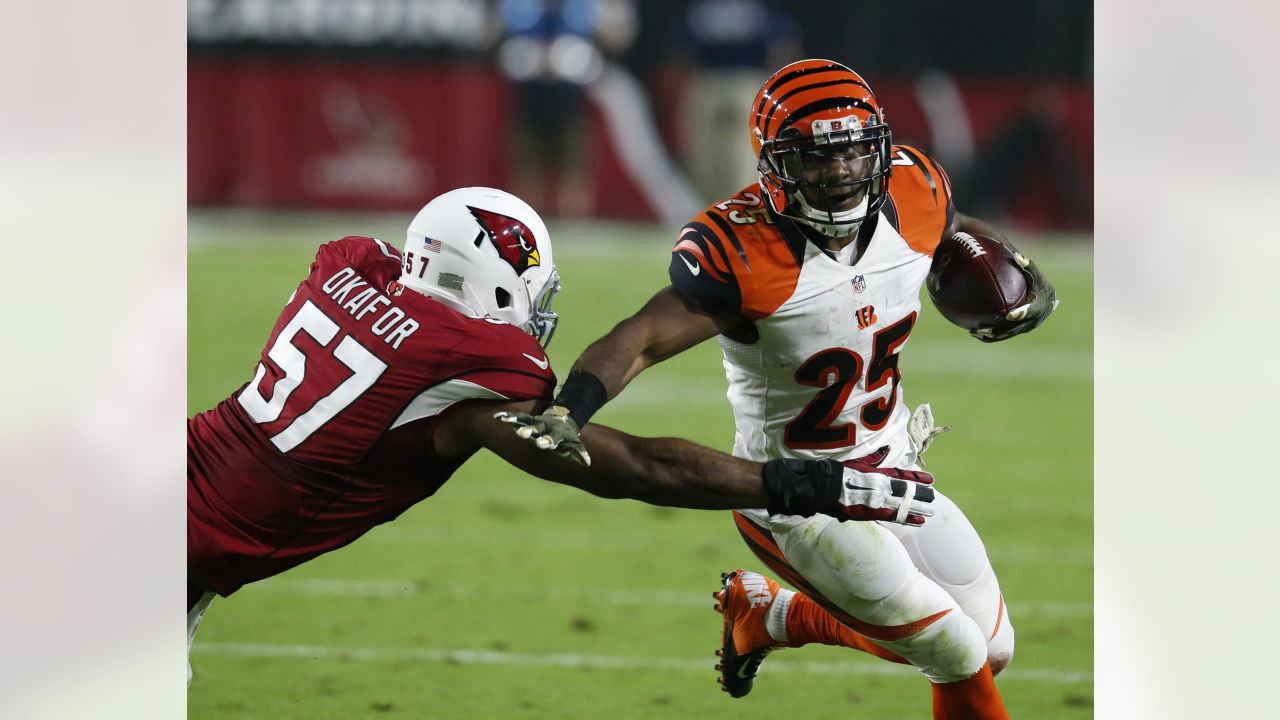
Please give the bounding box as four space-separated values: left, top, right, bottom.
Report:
926 232 1029 331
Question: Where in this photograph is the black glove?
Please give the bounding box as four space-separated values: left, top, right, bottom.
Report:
763 458 843 516
971 250 1059 343
762 458 936 525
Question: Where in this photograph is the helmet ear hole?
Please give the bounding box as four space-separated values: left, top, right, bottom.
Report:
495 287 512 309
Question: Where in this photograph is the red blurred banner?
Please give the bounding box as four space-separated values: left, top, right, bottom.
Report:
190 60 511 211
189 58 1091 230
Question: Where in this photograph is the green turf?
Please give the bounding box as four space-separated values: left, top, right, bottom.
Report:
188 213 1093 719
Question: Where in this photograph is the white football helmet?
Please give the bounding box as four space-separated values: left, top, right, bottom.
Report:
400 187 561 347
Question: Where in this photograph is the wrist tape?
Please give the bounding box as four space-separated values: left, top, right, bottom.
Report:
762 458 842 516
554 369 609 428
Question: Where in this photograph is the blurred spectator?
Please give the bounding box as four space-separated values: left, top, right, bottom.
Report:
675 0 802 202
916 73 1088 229
497 0 637 217
960 89 1088 229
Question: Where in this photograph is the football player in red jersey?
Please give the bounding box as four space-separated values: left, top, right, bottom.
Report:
504 61 1060 719
186 186 939 685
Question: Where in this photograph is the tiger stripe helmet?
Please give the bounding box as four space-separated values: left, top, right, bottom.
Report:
751 59 893 236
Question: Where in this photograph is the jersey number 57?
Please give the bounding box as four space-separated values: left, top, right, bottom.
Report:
237 300 387 453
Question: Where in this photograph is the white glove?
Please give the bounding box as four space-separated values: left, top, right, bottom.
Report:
836 459 936 526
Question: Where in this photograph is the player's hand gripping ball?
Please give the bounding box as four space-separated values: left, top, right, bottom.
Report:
926 232 1058 342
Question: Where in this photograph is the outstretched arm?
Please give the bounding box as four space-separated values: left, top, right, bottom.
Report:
444 398 763 508
437 398 936 522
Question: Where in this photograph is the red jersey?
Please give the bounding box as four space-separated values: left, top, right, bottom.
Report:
188 236 555 596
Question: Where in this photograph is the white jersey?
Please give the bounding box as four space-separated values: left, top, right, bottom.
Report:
667 135 1013 688
669 144 954 464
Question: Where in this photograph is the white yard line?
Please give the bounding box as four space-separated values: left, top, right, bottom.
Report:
358 527 1094 563
245 578 1093 618
193 641 1091 684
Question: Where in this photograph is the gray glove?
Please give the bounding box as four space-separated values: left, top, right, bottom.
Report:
971 251 1059 343
495 405 591 466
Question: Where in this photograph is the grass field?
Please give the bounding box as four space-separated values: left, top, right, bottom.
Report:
188 212 1093 719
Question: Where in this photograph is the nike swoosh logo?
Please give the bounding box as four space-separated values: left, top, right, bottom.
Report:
522 353 549 370
678 253 700 276
737 662 754 679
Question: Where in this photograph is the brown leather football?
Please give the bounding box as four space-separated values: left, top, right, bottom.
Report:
926 233 1029 331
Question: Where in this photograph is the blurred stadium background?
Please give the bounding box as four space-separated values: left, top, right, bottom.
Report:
188 1 1092 718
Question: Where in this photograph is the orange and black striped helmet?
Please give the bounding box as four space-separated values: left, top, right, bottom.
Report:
750 59 893 235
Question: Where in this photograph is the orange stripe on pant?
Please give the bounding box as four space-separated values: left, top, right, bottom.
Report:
732 511 952 643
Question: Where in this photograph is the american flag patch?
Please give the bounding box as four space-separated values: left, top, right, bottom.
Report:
423 235 443 252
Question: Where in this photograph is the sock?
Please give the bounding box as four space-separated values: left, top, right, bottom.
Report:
764 587 795 644
783 592 909 664
931 662 1010 720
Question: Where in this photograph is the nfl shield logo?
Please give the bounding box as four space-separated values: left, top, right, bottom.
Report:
852 275 866 293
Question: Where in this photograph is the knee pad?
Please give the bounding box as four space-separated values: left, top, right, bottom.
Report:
880 608 989 684
987 612 1015 676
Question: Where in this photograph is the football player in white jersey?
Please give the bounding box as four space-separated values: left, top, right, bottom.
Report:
503 60 1057 719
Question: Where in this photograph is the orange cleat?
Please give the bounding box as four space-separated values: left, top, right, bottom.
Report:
713 569 784 698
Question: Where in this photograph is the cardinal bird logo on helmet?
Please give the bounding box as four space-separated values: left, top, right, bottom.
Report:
468 205 541 276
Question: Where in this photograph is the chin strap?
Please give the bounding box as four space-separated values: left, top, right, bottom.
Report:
791 193 868 238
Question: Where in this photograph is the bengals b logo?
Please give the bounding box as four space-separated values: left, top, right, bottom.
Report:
855 305 877 329
468 206 541 276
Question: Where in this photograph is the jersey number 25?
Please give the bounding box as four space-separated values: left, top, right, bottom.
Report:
784 313 915 450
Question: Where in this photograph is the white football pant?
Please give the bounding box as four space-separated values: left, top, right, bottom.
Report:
741 452 1013 682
